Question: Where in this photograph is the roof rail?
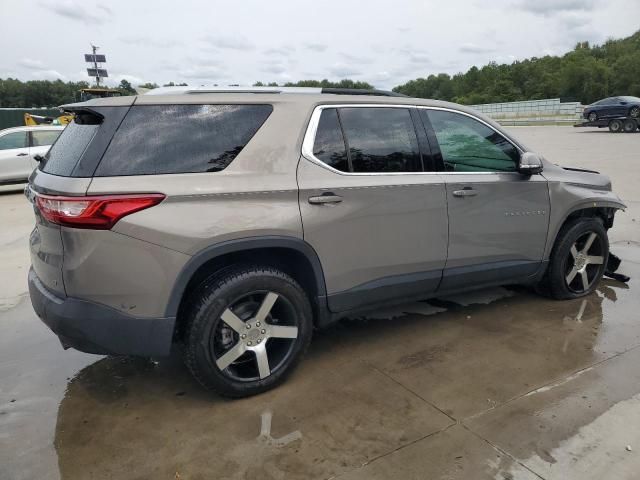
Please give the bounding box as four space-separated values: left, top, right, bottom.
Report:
321 88 407 97
145 86 321 95
144 86 408 97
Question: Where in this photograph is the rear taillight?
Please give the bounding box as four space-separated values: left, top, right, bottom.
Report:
35 193 165 230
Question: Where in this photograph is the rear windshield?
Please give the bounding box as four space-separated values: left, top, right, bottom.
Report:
40 115 100 176
94 104 273 176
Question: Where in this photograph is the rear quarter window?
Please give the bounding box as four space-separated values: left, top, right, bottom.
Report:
94 104 273 176
41 117 100 176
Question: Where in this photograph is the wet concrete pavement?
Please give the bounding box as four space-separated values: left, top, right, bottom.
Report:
1 126 639 479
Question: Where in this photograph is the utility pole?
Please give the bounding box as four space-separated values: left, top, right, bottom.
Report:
84 45 108 87
92 44 100 87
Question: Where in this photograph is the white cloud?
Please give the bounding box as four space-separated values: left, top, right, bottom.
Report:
515 0 597 16
40 0 113 24
4 0 639 89
201 34 255 51
305 43 328 52
179 65 226 81
261 63 287 75
328 63 361 77
459 43 496 54
32 69 67 81
18 58 45 70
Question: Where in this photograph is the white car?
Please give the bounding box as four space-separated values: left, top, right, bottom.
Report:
0 125 64 185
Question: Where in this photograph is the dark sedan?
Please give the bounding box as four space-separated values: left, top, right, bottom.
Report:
583 96 640 122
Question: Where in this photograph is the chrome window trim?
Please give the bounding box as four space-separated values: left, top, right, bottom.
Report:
301 104 524 177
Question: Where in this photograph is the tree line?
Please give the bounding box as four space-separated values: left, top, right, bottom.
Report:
393 30 640 105
1 30 638 108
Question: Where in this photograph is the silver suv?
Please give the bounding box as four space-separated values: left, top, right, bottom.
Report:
27 87 625 397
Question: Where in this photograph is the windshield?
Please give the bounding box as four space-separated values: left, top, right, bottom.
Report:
619 96 640 102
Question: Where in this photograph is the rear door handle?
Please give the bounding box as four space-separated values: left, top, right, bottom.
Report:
17 152 28 157
452 187 478 197
308 193 343 205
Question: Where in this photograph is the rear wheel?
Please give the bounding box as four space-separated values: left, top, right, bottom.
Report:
183 265 313 397
623 119 637 133
546 218 608 299
588 112 598 122
609 119 622 132
630 106 640 118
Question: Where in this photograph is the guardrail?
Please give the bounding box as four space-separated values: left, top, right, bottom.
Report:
469 98 584 125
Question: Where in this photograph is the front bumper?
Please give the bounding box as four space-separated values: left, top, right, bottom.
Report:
28 268 175 356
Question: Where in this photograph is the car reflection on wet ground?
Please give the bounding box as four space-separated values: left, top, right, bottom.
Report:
1 126 640 480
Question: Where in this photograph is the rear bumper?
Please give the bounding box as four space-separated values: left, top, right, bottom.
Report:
28 267 175 356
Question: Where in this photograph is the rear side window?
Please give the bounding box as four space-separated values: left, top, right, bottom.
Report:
31 129 62 147
94 104 273 176
41 117 100 176
0 131 28 150
311 107 422 173
313 109 349 172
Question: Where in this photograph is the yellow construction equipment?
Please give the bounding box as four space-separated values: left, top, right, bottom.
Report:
24 112 73 126
78 88 122 102
23 89 122 126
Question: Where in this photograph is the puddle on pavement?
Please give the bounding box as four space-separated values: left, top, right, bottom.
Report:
1 259 639 479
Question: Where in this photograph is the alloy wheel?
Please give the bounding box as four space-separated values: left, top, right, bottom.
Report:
588 112 597 122
565 231 605 293
211 291 299 381
630 106 640 118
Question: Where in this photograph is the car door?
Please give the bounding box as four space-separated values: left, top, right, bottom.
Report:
0 130 30 184
420 108 550 291
30 129 62 169
599 98 619 118
610 97 628 117
298 105 448 313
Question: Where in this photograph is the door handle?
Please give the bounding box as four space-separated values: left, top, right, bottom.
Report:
308 193 343 205
452 187 478 197
17 152 28 157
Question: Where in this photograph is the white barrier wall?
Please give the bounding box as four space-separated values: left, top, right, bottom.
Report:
469 98 584 125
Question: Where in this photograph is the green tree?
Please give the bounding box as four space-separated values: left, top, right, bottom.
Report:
394 29 640 105
138 82 159 90
117 79 137 95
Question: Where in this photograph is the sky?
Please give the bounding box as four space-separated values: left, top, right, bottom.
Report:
1 0 639 90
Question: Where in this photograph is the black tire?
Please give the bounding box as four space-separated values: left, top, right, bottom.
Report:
623 119 637 133
609 119 622 133
546 218 609 300
183 265 313 397
630 106 640 118
588 112 597 122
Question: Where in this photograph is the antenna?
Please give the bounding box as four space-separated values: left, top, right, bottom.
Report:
84 44 108 87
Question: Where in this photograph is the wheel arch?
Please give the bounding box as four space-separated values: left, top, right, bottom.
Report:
166 236 329 335
545 201 624 260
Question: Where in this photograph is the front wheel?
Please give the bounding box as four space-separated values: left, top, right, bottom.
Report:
588 112 598 122
630 106 640 118
183 265 313 397
546 218 608 300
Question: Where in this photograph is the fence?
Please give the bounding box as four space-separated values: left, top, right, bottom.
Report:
0 108 63 130
469 98 584 125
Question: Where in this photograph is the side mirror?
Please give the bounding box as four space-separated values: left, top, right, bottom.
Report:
518 152 544 175
620 101 628 105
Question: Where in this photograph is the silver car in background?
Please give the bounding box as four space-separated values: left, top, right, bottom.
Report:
0 125 64 185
